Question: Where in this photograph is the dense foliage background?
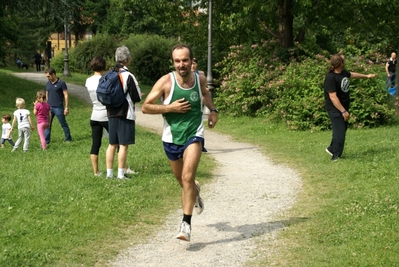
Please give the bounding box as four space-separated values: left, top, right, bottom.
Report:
1 0 399 130
215 42 395 130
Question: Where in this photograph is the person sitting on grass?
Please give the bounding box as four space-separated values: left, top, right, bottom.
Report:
16 58 29 69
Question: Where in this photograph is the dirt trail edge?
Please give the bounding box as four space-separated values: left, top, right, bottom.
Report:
13 72 302 267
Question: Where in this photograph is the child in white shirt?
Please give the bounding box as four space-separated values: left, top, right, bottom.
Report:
10 98 34 152
1 114 15 148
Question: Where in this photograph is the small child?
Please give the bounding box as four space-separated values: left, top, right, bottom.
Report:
10 97 34 152
1 114 15 148
33 90 51 150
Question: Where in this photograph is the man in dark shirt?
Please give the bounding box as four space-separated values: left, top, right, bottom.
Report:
324 53 376 162
44 68 72 144
34 52 42 72
385 52 396 88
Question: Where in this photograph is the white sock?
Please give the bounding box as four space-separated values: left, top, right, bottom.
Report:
106 169 113 177
117 168 125 178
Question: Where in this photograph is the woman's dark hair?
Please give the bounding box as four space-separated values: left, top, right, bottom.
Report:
90 56 106 72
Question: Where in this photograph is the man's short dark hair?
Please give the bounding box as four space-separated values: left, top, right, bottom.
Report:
45 68 56 75
171 44 193 61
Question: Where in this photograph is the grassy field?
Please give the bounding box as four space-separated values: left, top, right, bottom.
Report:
0 69 214 266
1 67 399 266
214 116 399 266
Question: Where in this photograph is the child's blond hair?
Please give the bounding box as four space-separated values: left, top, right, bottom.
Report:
15 97 26 109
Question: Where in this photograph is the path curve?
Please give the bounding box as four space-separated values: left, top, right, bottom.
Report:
12 72 301 267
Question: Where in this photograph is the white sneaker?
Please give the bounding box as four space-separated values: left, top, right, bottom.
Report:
117 174 131 180
194 181 204 215
94 172 103 177
106 175 114 179
176 221 191 241
125 167 139 175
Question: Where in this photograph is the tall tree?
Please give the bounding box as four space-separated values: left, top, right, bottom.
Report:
0 0 72 63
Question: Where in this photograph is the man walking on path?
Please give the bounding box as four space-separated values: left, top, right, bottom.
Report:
142 44 218 241
44 68 72 144
34 52 42 72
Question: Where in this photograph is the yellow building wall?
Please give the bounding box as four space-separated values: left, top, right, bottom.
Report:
48 32 76 58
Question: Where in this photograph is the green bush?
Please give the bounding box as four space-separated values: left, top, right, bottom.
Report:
271 56 329 131
50 34 177 85
48 52 68 74
214 41 285 117
71 34 121 74
124 34 177 85
215 43 396 130
49 34 131 75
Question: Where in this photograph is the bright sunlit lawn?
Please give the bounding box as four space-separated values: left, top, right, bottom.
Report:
215 116 399 267
0 70 215 266
1 67 399 266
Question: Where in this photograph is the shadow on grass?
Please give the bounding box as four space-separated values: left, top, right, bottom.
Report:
209 146 258 154
186 217 308 251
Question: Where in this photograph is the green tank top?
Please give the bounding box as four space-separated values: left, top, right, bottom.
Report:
162 72 204 145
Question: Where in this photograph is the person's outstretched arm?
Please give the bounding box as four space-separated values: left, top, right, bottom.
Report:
350 72 376 79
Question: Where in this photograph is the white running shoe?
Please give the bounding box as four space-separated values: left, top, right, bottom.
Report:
117 174 131 180
325 148 333 156
194 181 204 215
125 167 139 175
176 221 191 241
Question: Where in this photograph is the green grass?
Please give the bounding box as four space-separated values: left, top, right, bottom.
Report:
2 67 399 266
0 70 215 266
213 116 399 267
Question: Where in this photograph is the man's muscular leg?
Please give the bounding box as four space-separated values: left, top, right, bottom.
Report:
169 142 202 215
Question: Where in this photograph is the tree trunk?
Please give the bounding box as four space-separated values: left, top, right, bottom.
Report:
278 0 294 48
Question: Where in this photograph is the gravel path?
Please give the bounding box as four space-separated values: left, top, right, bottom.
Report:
13 72 302 267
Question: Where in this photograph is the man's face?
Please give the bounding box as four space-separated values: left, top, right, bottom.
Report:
172 48 192 78
45 73 56 82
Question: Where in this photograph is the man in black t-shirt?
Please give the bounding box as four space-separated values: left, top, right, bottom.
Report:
385 52 396 88
324 53 376 162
